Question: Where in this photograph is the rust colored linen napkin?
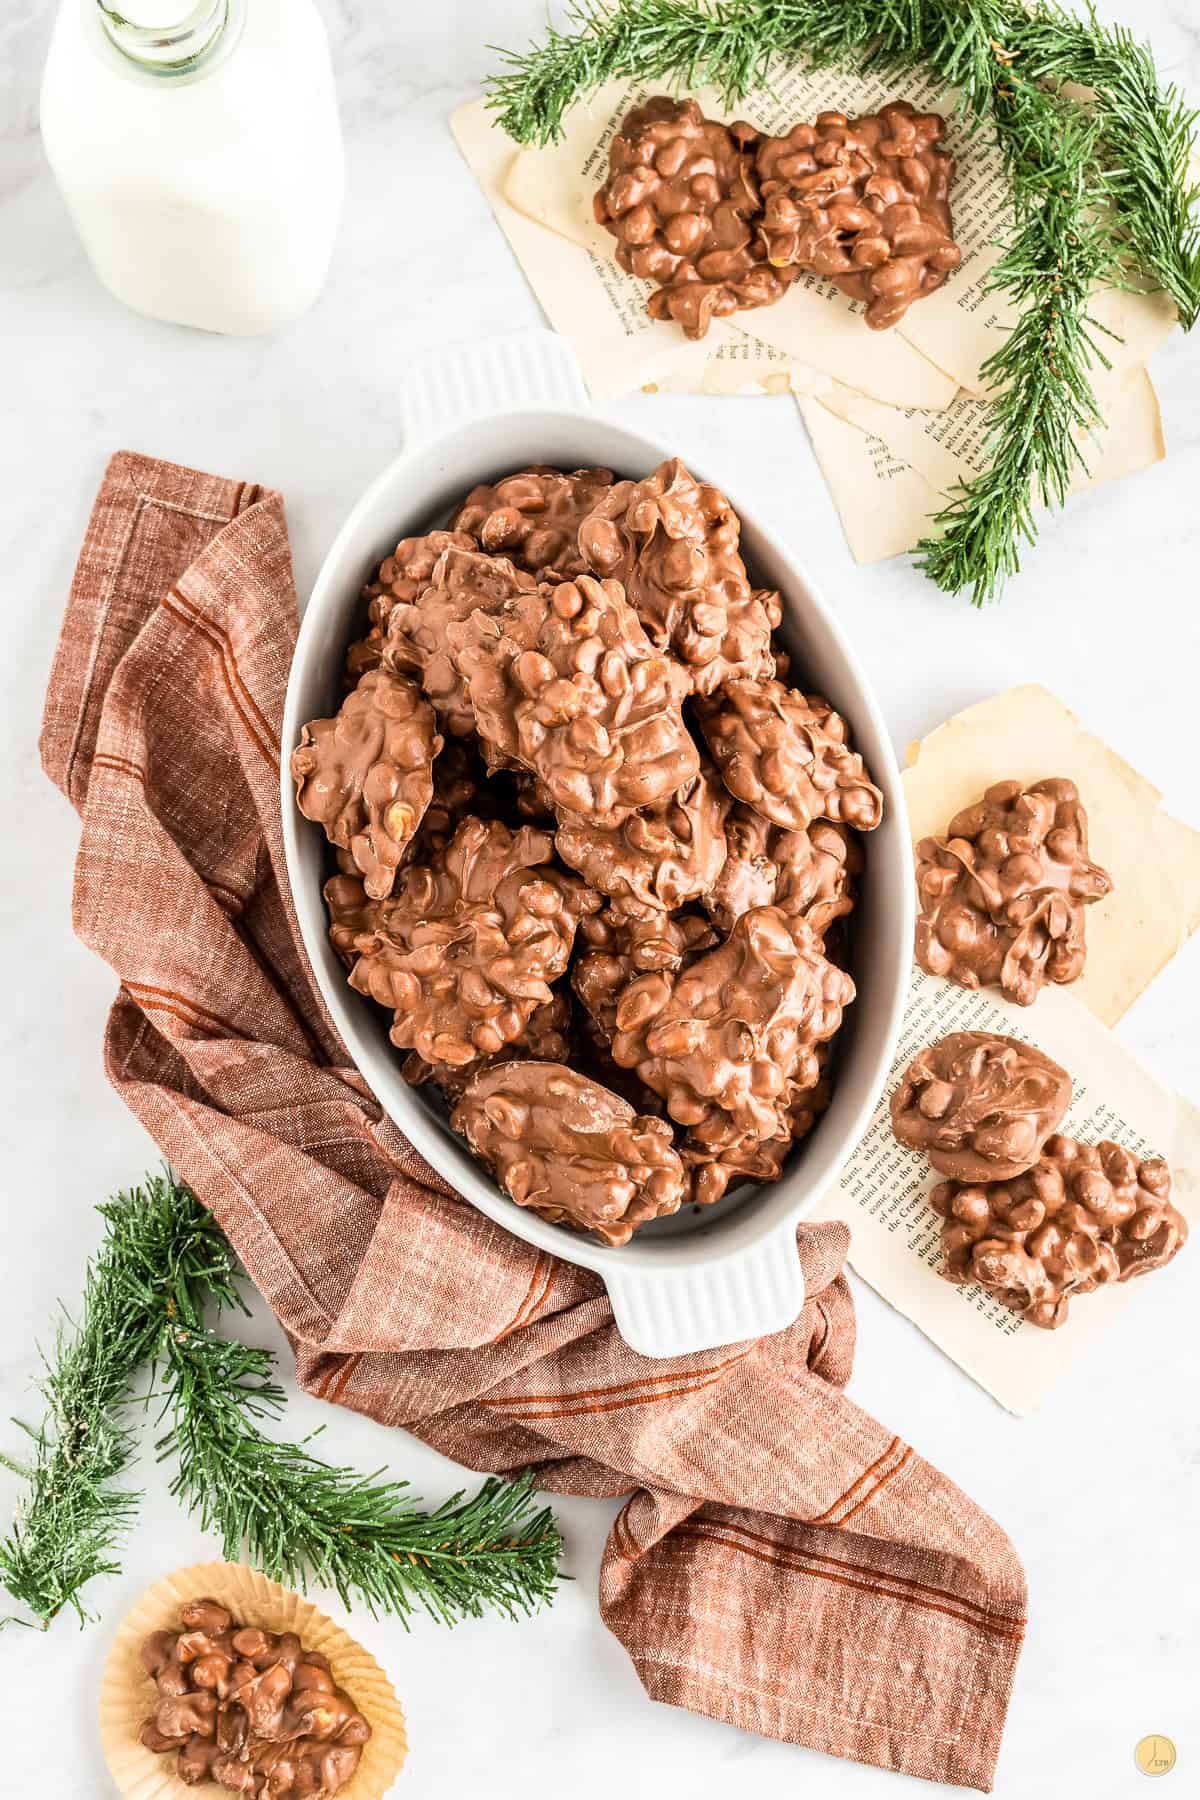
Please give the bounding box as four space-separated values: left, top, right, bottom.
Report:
41 452 1026 1790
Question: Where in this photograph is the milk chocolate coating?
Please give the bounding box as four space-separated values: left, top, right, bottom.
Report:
680 1058 831 1207
756 100 961 330
406 736 494 864
594 96 794 341
382 543 533 740
611 906 854 1138
915 777 1113 1006
291 667 441 900
573 901 718 1039
931 1134 1187 1329
138 1599 371 1800
453 466 618 578
403 992 573 1103
298 447 892 1243
706 804 859 938
578 458 779 693
346 528 476 681
891 1031 1072 1182
348 817 599 1067
452 1061 686 1245
696 678 883 834
447 574 699 827
555 759 730 910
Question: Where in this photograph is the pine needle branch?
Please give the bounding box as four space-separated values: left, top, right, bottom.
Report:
484 0 1200 603
0 1174 236 1627
0 1172 564 1631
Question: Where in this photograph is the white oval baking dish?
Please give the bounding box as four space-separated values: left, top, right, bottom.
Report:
281 329 913 1358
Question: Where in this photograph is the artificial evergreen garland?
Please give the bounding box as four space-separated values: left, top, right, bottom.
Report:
486 0 1200 603
0 1173 563 1630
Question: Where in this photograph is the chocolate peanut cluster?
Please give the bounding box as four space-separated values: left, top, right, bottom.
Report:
696 679 883 833
594 95 961 340
291 454 884 1241
453 466 619 578
138 1598 370 1798
756 101 961 329
592 96 794 341
915 777 1113 1005
291 667 441 899
891 1031 1071 1182
890 1032 1186 1327
932 1136 1187 1330
453 1061 687 1245
578 458 778 693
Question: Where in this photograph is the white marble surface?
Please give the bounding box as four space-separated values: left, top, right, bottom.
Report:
2 2 1199 1796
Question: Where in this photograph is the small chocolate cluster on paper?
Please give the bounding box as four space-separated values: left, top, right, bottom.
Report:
292 455 884 1241
594 95 961 339
890 1032 1186 1327
914 777 1113 1005
138 1598 370 1797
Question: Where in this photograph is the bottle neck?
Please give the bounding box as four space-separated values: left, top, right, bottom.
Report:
94 0 233 77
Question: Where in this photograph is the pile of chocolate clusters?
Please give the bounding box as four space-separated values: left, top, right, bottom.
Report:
292 459 883 1244
139 1599 371 1797
594 95 962 339
891 1032 1187 1328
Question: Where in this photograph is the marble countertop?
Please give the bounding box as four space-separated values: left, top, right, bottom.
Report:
2 2 1199 1796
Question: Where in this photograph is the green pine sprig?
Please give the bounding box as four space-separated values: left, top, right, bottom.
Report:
0 1172 563 1630
485 0 1200 604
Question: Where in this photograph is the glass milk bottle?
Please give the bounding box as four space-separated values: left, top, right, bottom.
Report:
41 1 344 335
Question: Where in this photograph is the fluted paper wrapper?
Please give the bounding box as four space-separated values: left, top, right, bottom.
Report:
99 1561 407 1800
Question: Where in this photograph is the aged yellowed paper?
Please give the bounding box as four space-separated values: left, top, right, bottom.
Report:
812 970 1198 1414
497 71 958 408
497 59 1174 399
793 367 1164 563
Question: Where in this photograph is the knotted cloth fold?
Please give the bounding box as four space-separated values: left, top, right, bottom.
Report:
41 452 1026 1789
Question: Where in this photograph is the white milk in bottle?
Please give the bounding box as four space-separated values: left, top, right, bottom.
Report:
41 0 344 335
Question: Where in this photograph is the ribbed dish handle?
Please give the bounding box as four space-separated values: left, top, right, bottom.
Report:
603 1228 807 1359
400 327 588 447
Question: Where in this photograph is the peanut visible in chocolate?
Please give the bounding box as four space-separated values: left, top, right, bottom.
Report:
453 1061 686 1244
891 1031 1072 1182
346 527 475 680
757 100 961 329
447 574 698 827
348 817 599 1067
593 96 794 341
573 902 718 1040
554 759 730 910
578 458 778 693
706 804 858 939
382 544 532 740
915 777 1113 1006
454 466 619 578
138 1598 371 1799
931 1135 1187 1329
290 666 441 900
696 678 883 834
611 906 854 1138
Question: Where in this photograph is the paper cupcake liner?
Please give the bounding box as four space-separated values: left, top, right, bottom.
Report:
99 1560 407 1800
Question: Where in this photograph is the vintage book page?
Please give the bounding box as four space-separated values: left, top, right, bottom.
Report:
793 367 1164 564
903 684 1200 1026
811 365 1164 500
811 970 1199 1414
497 60 1174 399
795 396 938 562
494 73 959 408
